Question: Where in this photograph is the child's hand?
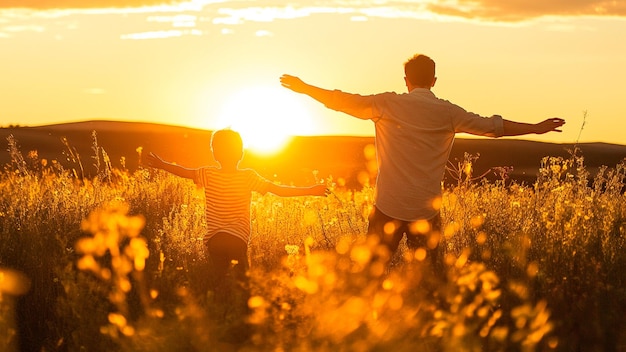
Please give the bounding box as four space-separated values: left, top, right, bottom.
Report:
144 152 164 169
311 184 330 197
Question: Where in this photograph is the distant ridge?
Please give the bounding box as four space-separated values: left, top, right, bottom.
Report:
26 120 205 134
2 120 625 188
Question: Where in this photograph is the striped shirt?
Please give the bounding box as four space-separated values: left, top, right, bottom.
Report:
194 167 271 245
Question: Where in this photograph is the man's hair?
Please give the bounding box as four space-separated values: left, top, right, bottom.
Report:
211 129 243 165
404 54 436 87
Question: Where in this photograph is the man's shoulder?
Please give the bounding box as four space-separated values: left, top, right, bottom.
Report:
384 89 438 101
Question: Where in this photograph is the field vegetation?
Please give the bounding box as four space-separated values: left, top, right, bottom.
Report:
1 134 625 351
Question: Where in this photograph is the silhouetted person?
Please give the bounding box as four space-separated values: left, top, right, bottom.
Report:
281 54 565 275
146 129 327 303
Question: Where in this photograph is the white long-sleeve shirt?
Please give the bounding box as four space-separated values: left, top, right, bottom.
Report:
195 167 271 245
325 88 504 221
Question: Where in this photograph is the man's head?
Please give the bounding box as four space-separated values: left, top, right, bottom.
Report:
211 129 244 166
404 54 436 90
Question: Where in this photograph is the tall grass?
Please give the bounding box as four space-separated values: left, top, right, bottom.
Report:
0 134 625 351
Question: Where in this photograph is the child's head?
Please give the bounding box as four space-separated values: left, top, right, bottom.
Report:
210 129 244 166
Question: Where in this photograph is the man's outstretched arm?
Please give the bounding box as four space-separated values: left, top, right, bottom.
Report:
280 74 376 120
280 74 335 105
502 118 565 136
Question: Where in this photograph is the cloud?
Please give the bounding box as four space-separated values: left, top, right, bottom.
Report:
1 0 625 20
209 1 626 24
120 29 201 39
0 0 180 10
254 29 272 37
3 24 45 32
148 14 197 27
427 0 626 21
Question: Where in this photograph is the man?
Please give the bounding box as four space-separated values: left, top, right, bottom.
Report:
280 54 565 273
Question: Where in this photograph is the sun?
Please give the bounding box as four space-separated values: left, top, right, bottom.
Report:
215 86 315 155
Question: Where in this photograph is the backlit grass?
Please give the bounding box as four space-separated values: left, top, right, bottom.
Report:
1 136 625 351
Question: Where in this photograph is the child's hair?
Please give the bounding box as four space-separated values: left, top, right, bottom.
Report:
211 129 244 165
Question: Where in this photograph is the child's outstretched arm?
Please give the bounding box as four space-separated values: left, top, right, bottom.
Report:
145 152 196 180
267 183 328 197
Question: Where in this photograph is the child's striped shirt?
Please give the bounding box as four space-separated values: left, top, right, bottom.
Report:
194 167 271 245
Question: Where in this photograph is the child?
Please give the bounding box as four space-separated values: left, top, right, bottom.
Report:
145 129 327 297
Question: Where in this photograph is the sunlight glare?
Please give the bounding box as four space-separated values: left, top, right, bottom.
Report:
216 86 315 155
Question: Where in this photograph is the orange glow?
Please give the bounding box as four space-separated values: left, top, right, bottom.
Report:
0 4 623 145
215 86 316 155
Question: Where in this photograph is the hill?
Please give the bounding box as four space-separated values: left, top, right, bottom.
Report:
1 120 624 188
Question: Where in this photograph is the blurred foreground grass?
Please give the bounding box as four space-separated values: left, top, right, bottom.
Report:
0 136 625 351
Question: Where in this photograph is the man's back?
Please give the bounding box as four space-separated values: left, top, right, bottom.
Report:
331 88 504 221
372 89 459 221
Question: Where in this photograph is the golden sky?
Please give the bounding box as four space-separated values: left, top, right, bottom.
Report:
1 0 625 146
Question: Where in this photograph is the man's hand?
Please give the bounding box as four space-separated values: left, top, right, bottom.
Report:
535 118 566 134
280 74 308 94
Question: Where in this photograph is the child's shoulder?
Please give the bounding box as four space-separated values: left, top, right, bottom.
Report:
238 168 261 176
238 168 268 180
196 166 220 175
198 166 219 171
202 167 259 177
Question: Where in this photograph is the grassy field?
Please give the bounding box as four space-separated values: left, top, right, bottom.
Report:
1 135 626 351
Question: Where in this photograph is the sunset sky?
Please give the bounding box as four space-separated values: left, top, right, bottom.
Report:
1 0 625 148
